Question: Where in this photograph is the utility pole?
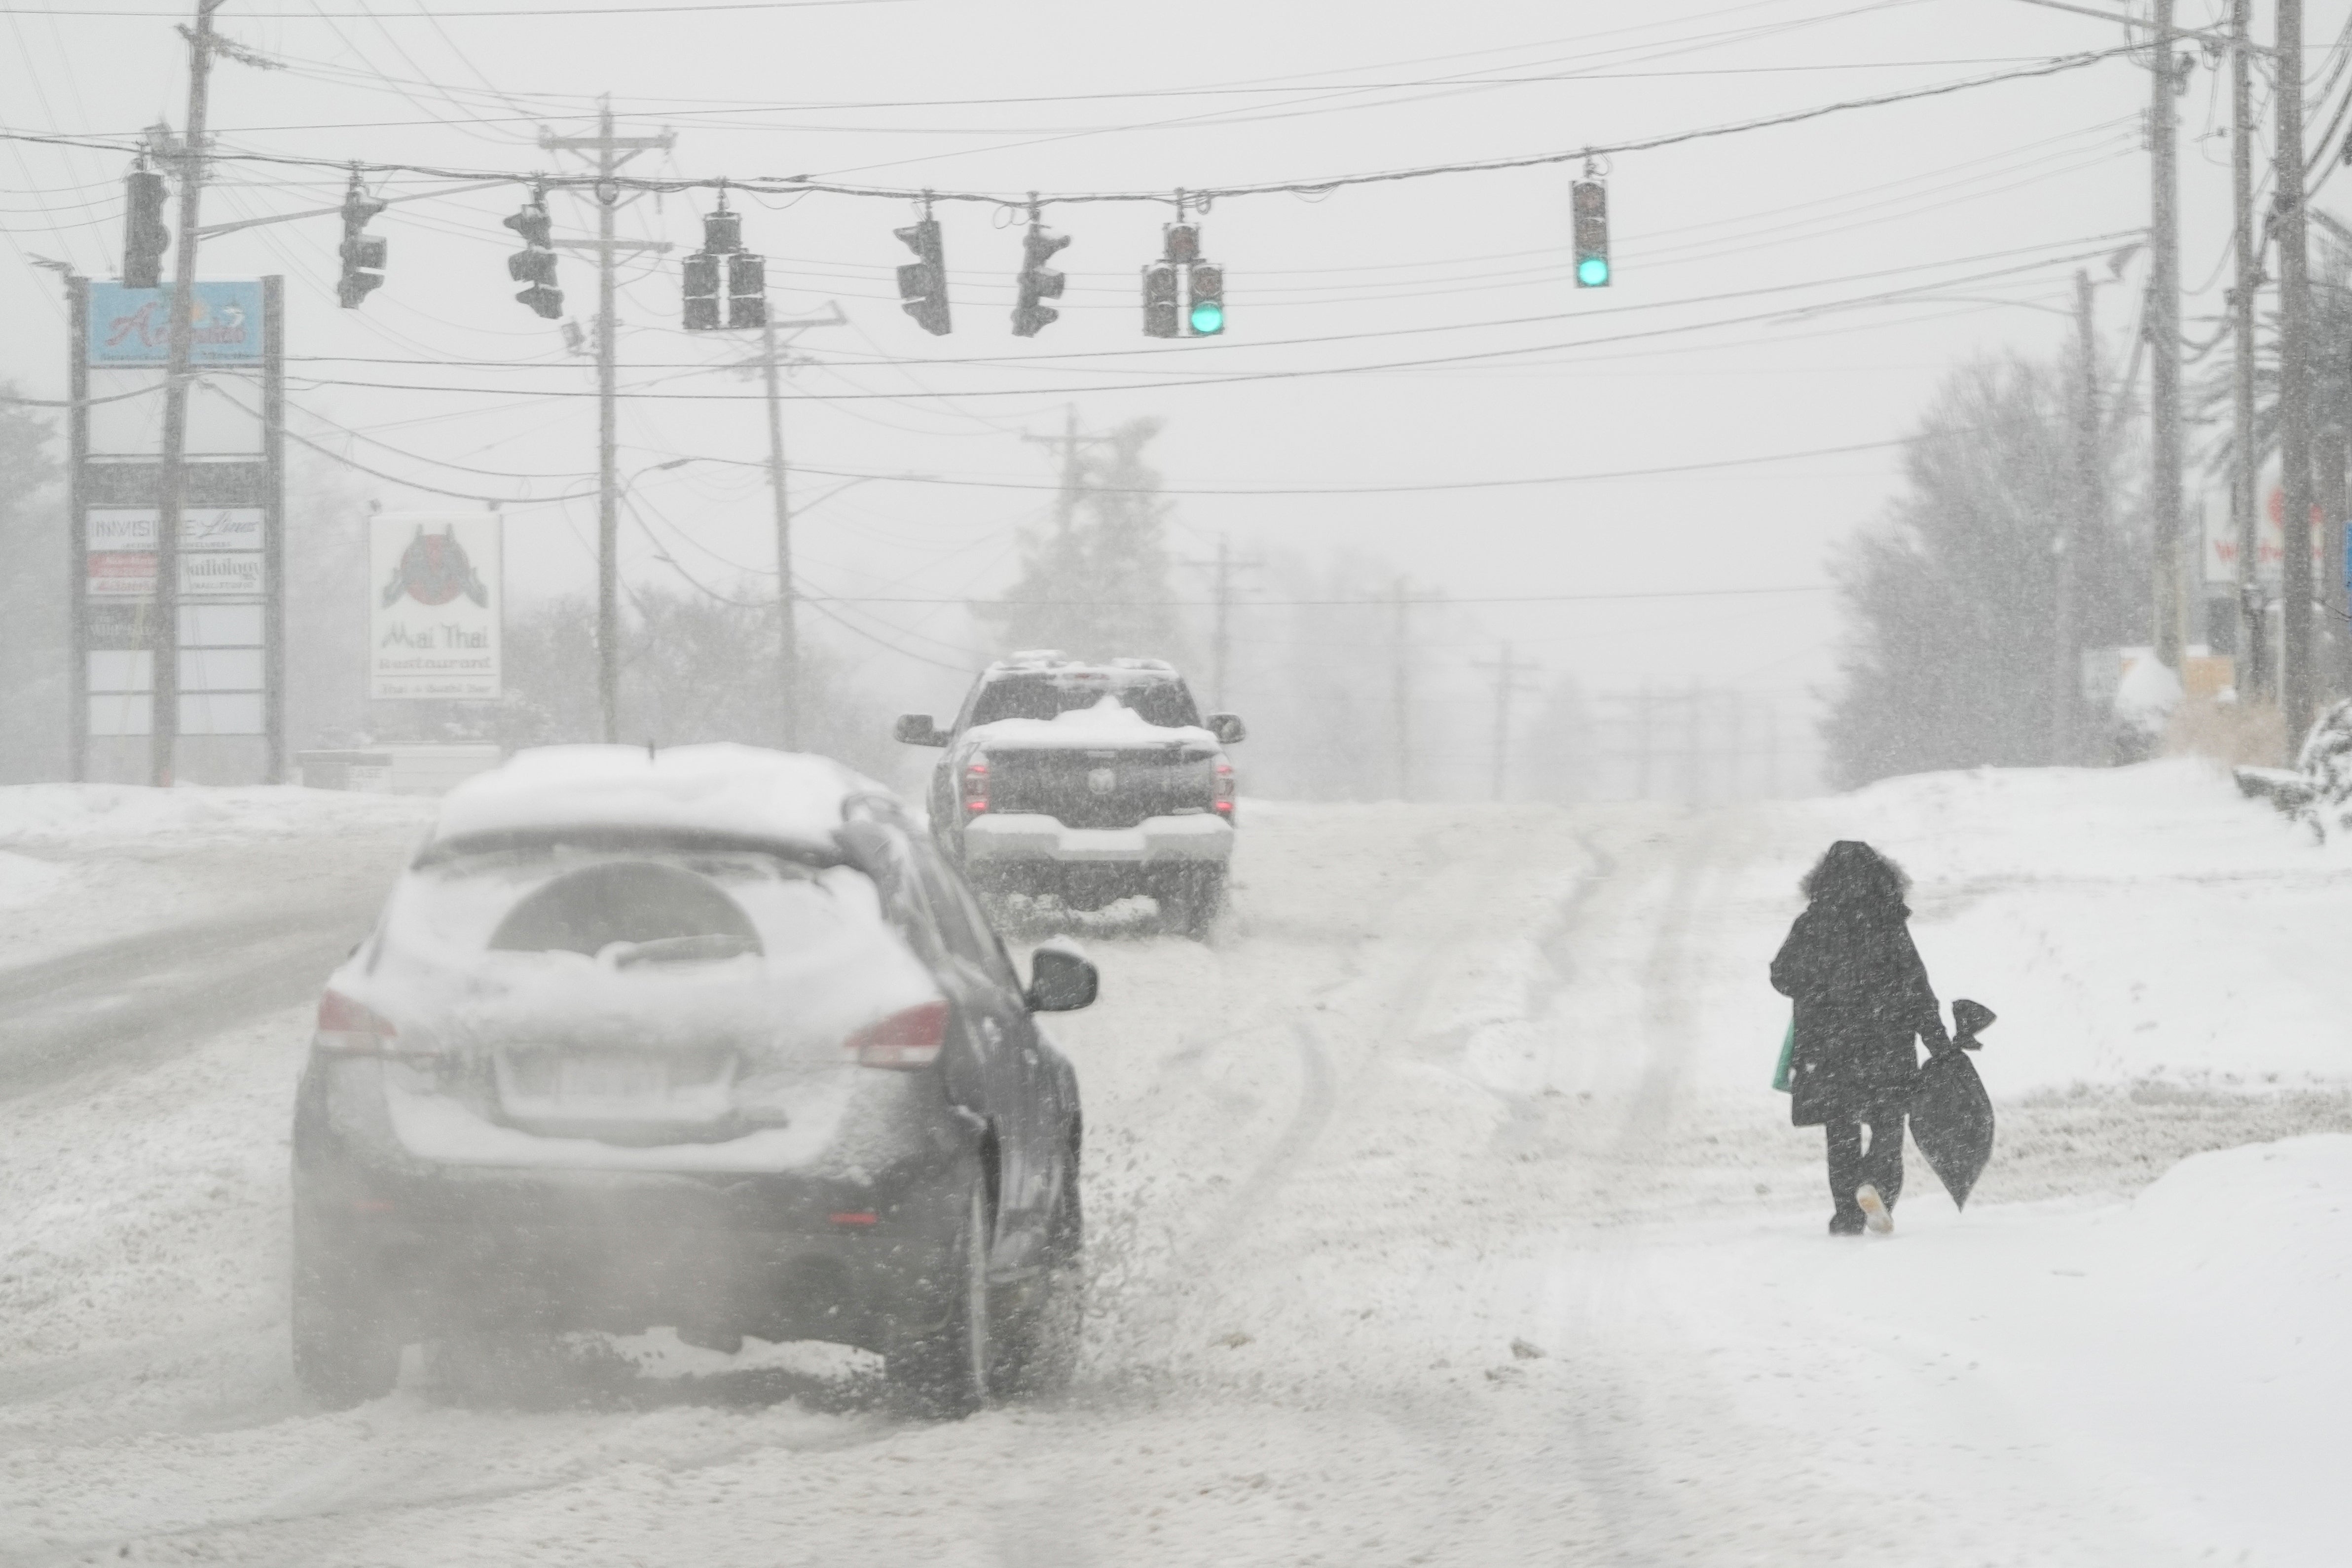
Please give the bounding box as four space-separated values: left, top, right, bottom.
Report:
149 0 225 787
1023 405 1101 542
2148 0 2187 674
2232 0 2267 702
736 302 844 751
1472 642 1538 802
541 102 672 744
2058 269 2101 762
1177 534 1263 711
2278 0 2319 751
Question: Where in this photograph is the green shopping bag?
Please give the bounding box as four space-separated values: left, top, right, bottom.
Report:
1771 1018 1795 1093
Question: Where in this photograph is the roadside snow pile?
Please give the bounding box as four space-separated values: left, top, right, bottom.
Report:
1711 759 2352 1095
1645 1132 2352 1568
0 782 436 851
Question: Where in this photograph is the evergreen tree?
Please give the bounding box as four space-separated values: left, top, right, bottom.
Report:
1824 354 2147 786
978 417 1187 662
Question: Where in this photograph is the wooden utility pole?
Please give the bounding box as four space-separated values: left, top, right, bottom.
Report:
541 103 672 743
738 302 843 751
2058 268 2100 762
1472 642 1539 802
2231 0 2267 701
149 0 225 786
2149 0 2187 673
2279 0 2319 750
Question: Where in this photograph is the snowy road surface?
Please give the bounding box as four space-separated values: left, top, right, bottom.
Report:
3 768 2349 1566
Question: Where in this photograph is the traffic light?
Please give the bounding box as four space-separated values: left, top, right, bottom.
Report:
1572 179 1610 288
1142 260 1179 337
683 251 720 330
1013 220 1068 337
504 194 562 320
336 175 387 309
1186 261 1225 336
727 251 766 329
894 216 950 335
123 165 169 289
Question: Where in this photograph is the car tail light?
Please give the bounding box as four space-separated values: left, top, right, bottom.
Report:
846 1000 950 1069
1213 758 1236 818
314 988 399 1055
962 758 989 814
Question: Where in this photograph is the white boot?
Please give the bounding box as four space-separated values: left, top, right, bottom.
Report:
1856 1183 1893 1235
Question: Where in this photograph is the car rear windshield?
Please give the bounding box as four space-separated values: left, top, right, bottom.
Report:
970 672 1202 728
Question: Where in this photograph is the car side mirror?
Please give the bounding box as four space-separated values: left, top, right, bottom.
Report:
1207 712 1247 745
1026 940 1098 1013
1951 998 1995 1049
894 713 949 747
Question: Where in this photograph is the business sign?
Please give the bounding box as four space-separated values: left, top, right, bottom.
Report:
84 507 264 597
2202 483 2329 585
369 512 502 699
86 281 264 365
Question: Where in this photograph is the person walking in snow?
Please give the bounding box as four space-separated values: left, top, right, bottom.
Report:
1770 840 1950 1237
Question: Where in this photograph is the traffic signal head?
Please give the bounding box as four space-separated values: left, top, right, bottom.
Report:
683 251 720 330
1142 261 1179 337
1012 222 1068 338
1163 222 1200 264
504 199 552 251
336 180 388 309
702 209 742 255
1572 179 1610 288
1187 261 1225 335
505 197 561 319
727 251 766 328
894 217 951 335
123 167 169 289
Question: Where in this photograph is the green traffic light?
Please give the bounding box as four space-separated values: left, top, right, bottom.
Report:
1189 299 1225 334
1577 255 1611 287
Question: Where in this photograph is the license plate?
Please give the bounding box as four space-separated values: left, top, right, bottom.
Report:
556 1052 669 1106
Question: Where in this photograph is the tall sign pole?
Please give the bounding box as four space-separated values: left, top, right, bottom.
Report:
2279 0 2318 752
151 0 224 786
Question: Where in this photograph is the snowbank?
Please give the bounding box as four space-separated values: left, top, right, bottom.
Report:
0 781 436 851
1646 1132 2352 1567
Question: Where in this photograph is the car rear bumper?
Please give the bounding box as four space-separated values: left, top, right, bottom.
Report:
961 811 1233 865
292 1060 976 1353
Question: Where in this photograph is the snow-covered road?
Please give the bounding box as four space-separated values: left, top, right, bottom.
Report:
4 769 2349 1566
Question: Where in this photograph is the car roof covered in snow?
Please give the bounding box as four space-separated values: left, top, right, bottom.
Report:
420 743 892 860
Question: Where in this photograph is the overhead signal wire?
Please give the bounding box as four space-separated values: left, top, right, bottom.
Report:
0 42 2146 210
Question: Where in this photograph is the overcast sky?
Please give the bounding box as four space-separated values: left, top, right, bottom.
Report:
4 0 2344 771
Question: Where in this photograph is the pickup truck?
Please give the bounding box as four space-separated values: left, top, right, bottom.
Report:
895 653 1246 937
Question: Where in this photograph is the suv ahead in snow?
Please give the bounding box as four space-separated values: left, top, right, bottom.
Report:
895 654 1246 937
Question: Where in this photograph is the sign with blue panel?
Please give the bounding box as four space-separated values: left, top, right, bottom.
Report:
86 280 264 365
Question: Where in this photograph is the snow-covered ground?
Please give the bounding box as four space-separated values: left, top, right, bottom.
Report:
2 763 2349 1565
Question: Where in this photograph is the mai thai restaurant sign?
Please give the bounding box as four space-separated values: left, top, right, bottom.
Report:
85 281 264 365
369 511 502 700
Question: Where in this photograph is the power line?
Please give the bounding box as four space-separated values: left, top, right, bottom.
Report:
0 43 2143 210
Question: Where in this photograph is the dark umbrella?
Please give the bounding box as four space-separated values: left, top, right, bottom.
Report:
1911 999 1996 1209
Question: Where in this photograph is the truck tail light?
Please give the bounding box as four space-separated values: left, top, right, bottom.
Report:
314 988 399 1055
1214 758 1236 818
962 759 989 814
846 1000 950 1069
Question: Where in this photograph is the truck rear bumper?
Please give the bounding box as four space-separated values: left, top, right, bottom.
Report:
962 812 1233 865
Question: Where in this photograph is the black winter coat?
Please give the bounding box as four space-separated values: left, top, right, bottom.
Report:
1770 900 1949 1127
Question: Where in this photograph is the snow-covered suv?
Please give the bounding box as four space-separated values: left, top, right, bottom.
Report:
895 654 1246 937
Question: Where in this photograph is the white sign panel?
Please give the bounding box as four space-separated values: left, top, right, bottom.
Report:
369 512 502 699
2204 467 2330 586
